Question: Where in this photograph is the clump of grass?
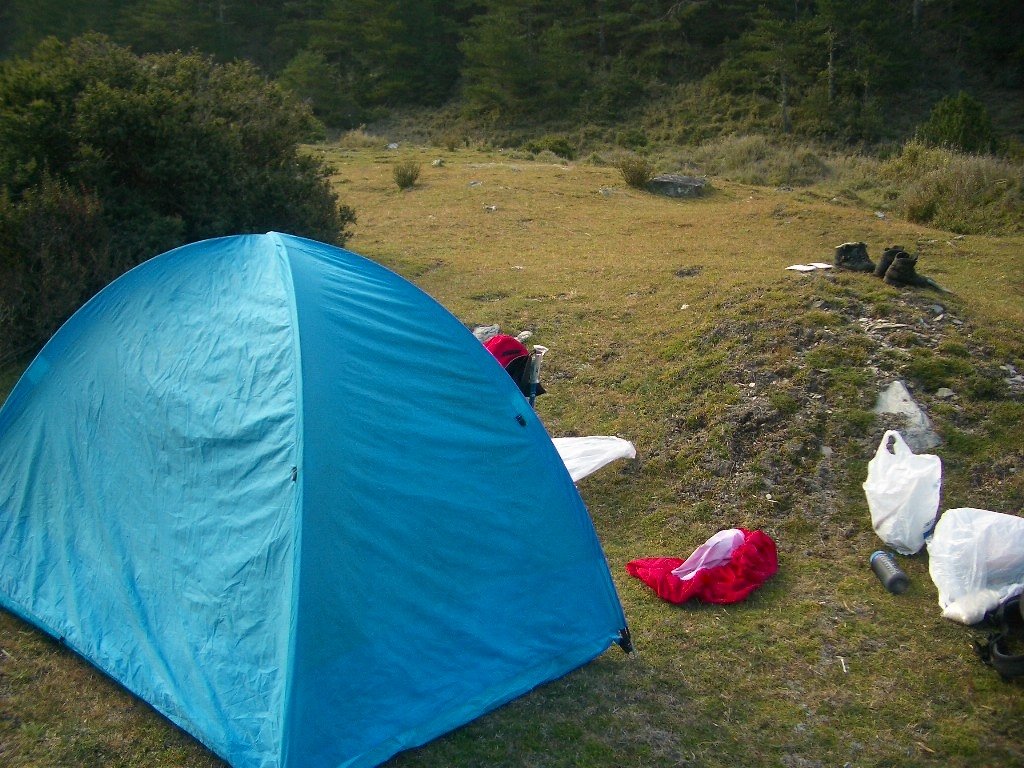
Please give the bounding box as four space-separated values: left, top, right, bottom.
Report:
692 134 831 186
435 130 465 152
827 151 885 194
882 140 1024 234
903 348 974 390
336 126 382 149
615 153 656 189
392 158 421 190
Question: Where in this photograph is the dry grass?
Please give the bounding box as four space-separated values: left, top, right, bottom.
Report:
335 126 386 149
2 145 1023 768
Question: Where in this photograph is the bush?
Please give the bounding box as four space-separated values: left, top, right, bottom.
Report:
0 34 355 356
338 127 384 149
392 159 422 189
436 131 465 152
524 134 577 161
615 128 648 150
616 154 657 189
884 141 1024 234
917 92 997 155
0 177 112 360
692 135 830 186
277 49 361 130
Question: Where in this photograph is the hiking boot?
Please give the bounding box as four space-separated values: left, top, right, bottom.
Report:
875 246 906 278
834 241 875 272
884 251 920 287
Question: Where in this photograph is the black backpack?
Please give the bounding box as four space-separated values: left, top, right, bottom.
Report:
975 593 1024 680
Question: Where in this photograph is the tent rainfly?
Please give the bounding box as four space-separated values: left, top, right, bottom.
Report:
0 232 630 768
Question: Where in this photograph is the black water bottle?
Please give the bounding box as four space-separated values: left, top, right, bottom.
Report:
870 550 909 594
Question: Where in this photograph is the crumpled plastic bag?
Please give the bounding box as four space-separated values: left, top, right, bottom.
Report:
928 507 1024 625
862 430 941 554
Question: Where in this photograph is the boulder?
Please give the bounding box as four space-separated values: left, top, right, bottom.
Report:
648 174 707 198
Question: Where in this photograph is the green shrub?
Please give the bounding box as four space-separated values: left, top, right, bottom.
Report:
615 154 657 189
277 49 359 130
917 92 997 154
0 34 355 357
524 134 577 160
615 128 648 150
436 131 465 152
392 158 422 189
0 176 112 360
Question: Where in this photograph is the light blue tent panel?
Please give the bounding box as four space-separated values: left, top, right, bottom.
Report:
0 232 628 768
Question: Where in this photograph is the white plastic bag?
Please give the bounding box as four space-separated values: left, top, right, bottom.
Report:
862 430 941 554
927 507 1024 624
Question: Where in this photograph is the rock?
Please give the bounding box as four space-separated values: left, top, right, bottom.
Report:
935 388 956 399
648 174 707 198
873 380 942 451
834 242 875 272
431 158 444 167
386 142 399 150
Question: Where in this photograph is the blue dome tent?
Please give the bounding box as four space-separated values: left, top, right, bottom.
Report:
0 232 629 768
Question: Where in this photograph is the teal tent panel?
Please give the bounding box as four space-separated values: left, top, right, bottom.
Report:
0 232 628 768
0 236 300 768
278 234 626 768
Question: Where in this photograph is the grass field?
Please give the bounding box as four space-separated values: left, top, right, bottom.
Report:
2 145 1023 767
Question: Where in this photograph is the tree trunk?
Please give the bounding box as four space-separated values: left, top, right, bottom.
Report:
780 70 792 133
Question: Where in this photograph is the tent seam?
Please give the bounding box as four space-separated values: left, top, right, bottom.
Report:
269 231 305 768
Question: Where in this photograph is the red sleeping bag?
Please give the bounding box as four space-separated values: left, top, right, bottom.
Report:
626 529 778 604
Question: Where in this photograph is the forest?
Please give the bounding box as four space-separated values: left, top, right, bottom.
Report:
2 0 1022 144
2 2 1022 362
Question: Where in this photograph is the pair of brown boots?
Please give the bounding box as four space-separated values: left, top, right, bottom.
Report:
875 245 922 287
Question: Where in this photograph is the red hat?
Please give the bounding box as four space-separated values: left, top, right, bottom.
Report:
484 334 530 368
